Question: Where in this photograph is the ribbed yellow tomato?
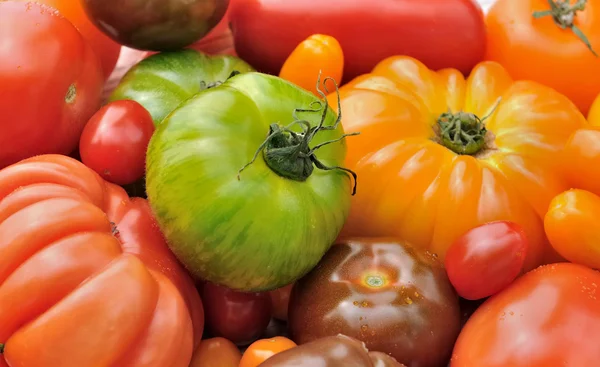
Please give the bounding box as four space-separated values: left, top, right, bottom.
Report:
329 56 586 270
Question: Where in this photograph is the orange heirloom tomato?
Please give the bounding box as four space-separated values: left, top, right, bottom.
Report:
485 0 600 115
328 56 586 270
562 125 600 195
587 93 600 125
545 189 600 269
0 155 204 367
279 34 344 97
189 337 242 367
239 336 297 367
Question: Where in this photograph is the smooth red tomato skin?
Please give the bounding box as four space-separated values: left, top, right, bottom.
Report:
269 284 293 321
79 100 155 186
0 1 104 169
445 221 528 300
451 263 600 366
202 283 272 345
229 0 485 82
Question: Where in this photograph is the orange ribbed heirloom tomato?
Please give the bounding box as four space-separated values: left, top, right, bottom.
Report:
0 155 204 367
329 56 586 270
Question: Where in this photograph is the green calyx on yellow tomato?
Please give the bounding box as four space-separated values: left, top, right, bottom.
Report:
146 72 358 292
109 49 254 125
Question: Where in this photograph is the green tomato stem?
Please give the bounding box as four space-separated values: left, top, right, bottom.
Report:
532 0 597 57
237 74 360 195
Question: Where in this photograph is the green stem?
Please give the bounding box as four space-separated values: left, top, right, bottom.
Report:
533 0 597 56
237 74 360 195
437 111 488 155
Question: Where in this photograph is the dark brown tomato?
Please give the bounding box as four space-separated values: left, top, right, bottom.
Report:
288 238 461 367
80 0 229 51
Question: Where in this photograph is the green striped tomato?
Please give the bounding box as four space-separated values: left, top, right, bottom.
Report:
146 72 356 291
108 49 254 125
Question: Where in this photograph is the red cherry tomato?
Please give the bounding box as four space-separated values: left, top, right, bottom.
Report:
79 100 155 186
202 283 272 345
444 221 528 300
269 284 293 321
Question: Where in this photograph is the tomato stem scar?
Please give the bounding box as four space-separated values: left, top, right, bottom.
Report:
0 343 4 354
237 72 360 195
533 0 597 57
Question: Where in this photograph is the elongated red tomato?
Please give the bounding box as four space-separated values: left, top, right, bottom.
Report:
230 0 486 82
0 1 104 169
0 155 204 367
445 221 528 300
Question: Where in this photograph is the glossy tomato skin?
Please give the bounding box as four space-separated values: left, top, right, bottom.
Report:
81 0 229 51
146 72 353 291
202 283 272 345
0 1 104 170
79 100 155 186
485 0 600 115
239 336 297 367
544 189 600 269
259 335 406 367
189 337 242 367
230 0 485 82
288 239 461 367
562 126 600 195
109 50 253 125
451 263 600 366
0 155 204 366
445 221 528 300
331 57 586 270
268 284 293 321
15 0 121 79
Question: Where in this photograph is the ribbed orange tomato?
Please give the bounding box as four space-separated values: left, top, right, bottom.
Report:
0 155 204 367
329 56 586 270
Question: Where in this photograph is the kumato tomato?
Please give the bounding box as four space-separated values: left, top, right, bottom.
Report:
451 263 600 366
0 1 104 169
146 72 356 291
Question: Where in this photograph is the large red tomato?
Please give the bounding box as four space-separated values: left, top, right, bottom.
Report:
451 263 600 366
12 0 123 79
229 0 486 82
0 155 204 367
0 1 104 169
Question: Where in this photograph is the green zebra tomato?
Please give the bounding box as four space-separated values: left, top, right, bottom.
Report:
108 49 254 125
146 72 357 291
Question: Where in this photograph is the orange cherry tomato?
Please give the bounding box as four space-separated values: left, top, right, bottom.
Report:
485 0 600 115
587 93 600 125
239 337 297 367
279 34 344 97
544 189 600 269
328 56 586 270
189 337 242 367
562 125 600 196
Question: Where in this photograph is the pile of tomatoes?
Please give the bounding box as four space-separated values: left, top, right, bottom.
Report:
2 0 600 366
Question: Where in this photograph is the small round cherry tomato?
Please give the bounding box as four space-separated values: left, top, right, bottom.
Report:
201 283 272 345
279 34 344 97
189 337 242 367
269 284 293 321
239 336 297 367
545 189 600 269
79 100 155 186
444 221 528 300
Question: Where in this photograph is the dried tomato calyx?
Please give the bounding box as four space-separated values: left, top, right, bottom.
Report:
237 73 360 195
437 111 488 155
533 0 597 57
0 343 4 354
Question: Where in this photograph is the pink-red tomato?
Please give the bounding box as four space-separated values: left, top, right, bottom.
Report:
79 100 155 186
201 283 272 345
451 263 600 366
0 1 104 169
445 221 528 300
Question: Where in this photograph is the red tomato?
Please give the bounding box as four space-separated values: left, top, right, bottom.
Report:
189 337 242 367
451 263 600 366
444 221 528 300
269 284 293 321
229 0 486 82
202 283 272 345
239 337 297 367
13 0 122 79
79 100 155 186
0 1 104 169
